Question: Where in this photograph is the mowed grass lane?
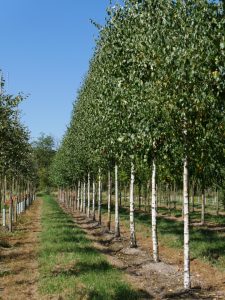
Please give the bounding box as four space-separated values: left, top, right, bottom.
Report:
39 195 143 300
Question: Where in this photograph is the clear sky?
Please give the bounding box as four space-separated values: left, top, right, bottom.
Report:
0 0 119 143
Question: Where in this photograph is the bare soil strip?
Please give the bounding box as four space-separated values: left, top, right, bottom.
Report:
0 199 41 300
61 204 225 300
1 198 224 300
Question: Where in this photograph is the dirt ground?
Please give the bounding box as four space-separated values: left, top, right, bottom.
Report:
0 199 41 300
1 198 225 300
62 204 225 300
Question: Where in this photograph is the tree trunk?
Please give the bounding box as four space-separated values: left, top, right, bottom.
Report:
107 170 111 231
80 182 83 212
9 190 13 232
83 179 86 213
201 187 205 225
2 175 6 227
74 185 77 210
152 159 159 262
87 173 90 218
77 181 80 211
98 169 101 224
183 156 190 290
168 185 171 214
114 164 120 237
92 179 96 221
130 162 137 248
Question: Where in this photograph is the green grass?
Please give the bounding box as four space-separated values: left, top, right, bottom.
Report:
39 195 149 300
156 205 225 225
101 203 225 271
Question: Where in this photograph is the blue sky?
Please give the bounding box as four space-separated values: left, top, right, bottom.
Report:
0 0 120 143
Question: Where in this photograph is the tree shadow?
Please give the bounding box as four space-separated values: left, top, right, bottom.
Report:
164 287 213 299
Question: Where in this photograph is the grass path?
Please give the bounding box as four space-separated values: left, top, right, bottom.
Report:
39 195 144 300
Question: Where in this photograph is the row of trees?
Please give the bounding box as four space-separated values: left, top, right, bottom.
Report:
51 0 225 290
0 72 37 232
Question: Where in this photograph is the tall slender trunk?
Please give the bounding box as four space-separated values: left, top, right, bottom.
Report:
2 175 6 227
0 176 2 213
77 181 80 210
107 170 111 231
80 182 83 212
9 189 13 232
83 179 86 213
168 185 171 214
98 169 101 224
73 185 76 211
152 159 159 262
183 156 190 290
201 187 205 225
114 164 120 237
14 179 18 223
130 162 137 248
87 173 90 217
92 179 96 221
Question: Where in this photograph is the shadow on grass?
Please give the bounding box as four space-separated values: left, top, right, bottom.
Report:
40 196 154 299
52 260 111 277
85 286 153 300
101 203 225 265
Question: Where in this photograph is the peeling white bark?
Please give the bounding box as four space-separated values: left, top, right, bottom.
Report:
130 162 136 248
92 179 96 221
152 159 159 262
87 173 90 218
107 170 111 231
98 169 101 224
80 182 83 212
77 181 80 210
201 188 205 225
2 208 6 226
115 164 120 237
183 156 190 290
83 180 86 213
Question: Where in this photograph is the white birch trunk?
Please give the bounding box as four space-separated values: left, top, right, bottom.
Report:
77 181 80 210
92 180 96 221
87 173 90 218
80 182 83 212
114 164 120 237
183 156 190 290
2 208 6 226
201 188 205 225
107 170 111 231
130 162 136 248
98 169 101 224
83 180 86 213
9 191 13 232
152 159 159 262
3 175 6 226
